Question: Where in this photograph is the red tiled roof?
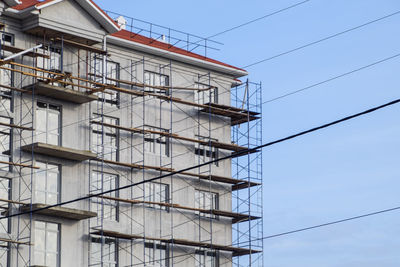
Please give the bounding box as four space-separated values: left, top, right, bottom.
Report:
85 0 119 28
112 30 246 73
11 0 39 10
11 0 245 73
12 0 119 28
36 0 60 7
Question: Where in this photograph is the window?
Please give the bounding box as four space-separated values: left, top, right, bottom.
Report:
0 67 12 113
90 171 119 222
0 117 11 171
0 177 9 234
1 33 13 45
145 242 168 267
91 57 120 107
34 221 60 267
195 190 219 219
34 162 60 205
144 182 169 211
92 115 119 161
144 126 170 157
144 70 169 95
37 46 62 72
195 250 218 267
195 137 218 166
195 83 218 105
91 237 118 267
36 101 61 146
0 33 14 114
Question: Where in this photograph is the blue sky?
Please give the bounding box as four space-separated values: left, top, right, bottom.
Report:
96 0 400 266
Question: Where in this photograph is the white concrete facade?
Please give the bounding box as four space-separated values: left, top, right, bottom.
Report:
0 1 255 266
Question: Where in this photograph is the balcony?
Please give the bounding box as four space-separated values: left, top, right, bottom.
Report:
24 82 98 104
20 203 97 220
21 142 96 161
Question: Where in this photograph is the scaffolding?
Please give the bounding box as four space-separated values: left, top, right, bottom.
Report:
0 12 263 267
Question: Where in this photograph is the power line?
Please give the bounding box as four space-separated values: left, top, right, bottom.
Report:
256 205 400 240
206 0 312 39
2 96 399 220
242 9 400 69
123 204 400 266
8 49 399 148
263 52 400 104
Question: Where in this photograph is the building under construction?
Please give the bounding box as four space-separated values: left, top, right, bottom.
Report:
0 0 263 266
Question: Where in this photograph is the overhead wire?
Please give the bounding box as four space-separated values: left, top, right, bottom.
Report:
1 96 399 220
263 52 400 104
242 9 400 69
206 0 312 39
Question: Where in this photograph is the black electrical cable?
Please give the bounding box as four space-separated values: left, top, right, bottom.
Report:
2 96 399 220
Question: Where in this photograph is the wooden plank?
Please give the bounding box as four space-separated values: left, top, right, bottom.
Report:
55 38 107 55
0 160 39 169
1 44 50 58
90 121 248 152
2 61 259 122
0 237 30 245
205 103 260 116
0 83 29 93
232 181 261 191
92 157 257 187
91 230 261 256
0 121 33 131
88 73 216 91
0 198 26 205
92 158 174 172
95 195 260 223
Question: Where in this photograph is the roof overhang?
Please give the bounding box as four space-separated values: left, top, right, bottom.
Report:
4 0 21 6
107 35 248 78
68 0 120 33
5 0 120 33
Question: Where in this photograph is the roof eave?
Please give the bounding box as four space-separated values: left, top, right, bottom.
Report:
108 35 248 78
4 0 21 7
75 0 120 33
9 0 120 33
4 5 36 18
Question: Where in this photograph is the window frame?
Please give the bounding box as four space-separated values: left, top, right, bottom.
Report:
37 45 62 72
143 125 170 157
144 70 170 95
90 170 119 222
0 32 15 114
90 237 118 267
36 101 61 146
91 114 119 161
194 136 219 166
145 242 169 267
195 189 219 219
34 161 61 205
91 56 121 107
195 82 218 105
144 182 170 211
33 221 61 267
0 116 12 171
0 177 10 235
195 249 219 267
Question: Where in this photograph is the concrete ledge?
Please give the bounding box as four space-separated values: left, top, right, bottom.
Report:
21 142 97 161
24 82 98 104
21 203 97 220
